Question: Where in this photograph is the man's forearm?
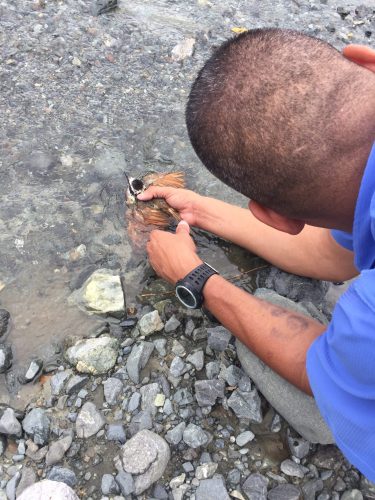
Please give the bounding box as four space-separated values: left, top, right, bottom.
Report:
195 196 357 281
203 274 326 394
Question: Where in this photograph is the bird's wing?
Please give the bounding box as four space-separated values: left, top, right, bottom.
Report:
143 171 185 189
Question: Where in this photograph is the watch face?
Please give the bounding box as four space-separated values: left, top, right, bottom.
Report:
175 285 198 309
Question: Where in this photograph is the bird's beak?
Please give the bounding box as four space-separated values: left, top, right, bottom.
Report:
123 171 131 187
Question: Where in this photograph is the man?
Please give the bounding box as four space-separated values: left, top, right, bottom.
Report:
138 30 375 479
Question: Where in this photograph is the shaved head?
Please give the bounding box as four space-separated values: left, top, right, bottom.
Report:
186 29 375 220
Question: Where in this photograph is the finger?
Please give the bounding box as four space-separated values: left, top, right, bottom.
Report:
137 186 175 201
175 220 190 235
343 44 375 71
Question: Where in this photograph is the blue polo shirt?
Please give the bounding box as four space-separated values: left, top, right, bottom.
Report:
307 142 375 481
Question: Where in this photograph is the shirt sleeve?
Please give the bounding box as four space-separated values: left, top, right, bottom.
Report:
307 270 375 481
331 229 354 251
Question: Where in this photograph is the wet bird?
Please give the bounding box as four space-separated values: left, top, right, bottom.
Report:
125 171 185 248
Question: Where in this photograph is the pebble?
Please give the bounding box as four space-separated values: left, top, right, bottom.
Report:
128 410 153 436
164 315 181 333
183 423 209 448
66 375 88 395
0 344 12 373
5 472 21 500
138 310 164 336
267 484 301 500
280 459 308 478
227 389 262 422
141 383 160 416
0 408 22 436
22 408 50 445
302 479 324 499
235 431 255 446
19 359 43 383
107 423 126 443
165 422 186 445
341 490 364 500
76 402 105 438
121 429 170 495
126 341 154 384
103 377 123 405
0 309 10 338
195 462 218 480
47 467 77 488
46 433 73 466
153 338 167 356
186 350 204 371
101 474 120 496
115 471 134 496
50 371 72 396
171 38 196 62
206 361 221 379
128 392 141 412
287 434 310 459
169 356 186 377
195 475 230 500
65 337 119 375
17 480 79 500
223 365 247 386
195 379 225 406
15 467 36 498
207 326 232 351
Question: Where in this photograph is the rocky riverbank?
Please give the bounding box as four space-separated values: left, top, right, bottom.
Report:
0 266 374 499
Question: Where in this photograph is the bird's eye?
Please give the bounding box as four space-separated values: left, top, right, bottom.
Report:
131 179 144 192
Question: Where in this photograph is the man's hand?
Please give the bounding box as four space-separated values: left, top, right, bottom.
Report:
147 221 203 284
138 187 202 226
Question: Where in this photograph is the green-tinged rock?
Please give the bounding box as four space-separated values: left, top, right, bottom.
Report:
65 337 119 375
68 269 125 316
138 310 164 336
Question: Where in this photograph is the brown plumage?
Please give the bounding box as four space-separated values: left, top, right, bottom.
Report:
125 171 185 248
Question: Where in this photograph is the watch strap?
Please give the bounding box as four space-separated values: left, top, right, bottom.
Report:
181 263 218 292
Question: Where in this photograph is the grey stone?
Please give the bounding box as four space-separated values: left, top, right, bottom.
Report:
138 310 164 336
236 340 333 444
165 422 186 445
115 471 134 496
341 490 364 500
186 350 204 371
228 469 241 486
128 410 153 436
195 379 225 406
280 459 308 479
0 408 22 436
0 344 12 373
103 377 123 405
50 370 72 396
171 339 186 356
171 38 195 62
15 467 36 498
243 473 269 500
360 477 375 499
169 356 186 377
21 359 43 383
196 475 230 500
126 341 154 384
270 413 282 433
310 446 343 469
222 365 247 386
153 338 167 356
76 402 105 438
254 288 314 316
141 383 160 417
47 467 77 488
227 388 262 422
207 326 232 351
65 375 88 395
153 483 169 499
101 474 120 495
121 429 170 495
173 388 194 406
68 269 125 316
46 433 73 466
128 392 141 412
164 315 181 333
17 480 79 500
287 434 310 459
6 472 20 500
0 309 10 338
193 327 208 342
183 423 209 448
206 361 221 379
65 337 119 375
107 423 126 443
236 430 255 446
22 408 50 445
302 479 323 500
267 484 301 500
196 463 218 480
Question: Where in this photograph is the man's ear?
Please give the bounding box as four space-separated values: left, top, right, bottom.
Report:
249 200 305 235
343 45 375 72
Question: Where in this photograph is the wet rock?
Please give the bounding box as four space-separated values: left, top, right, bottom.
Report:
65 336 119 375
68 269 125 316
66 374 88 395
242 473 269 500
165 422 186 445
280 459 308 478
236 430 255 446
121 429 170 495
0 344 12 373
0 309 10 338
0 408 22 436
171 38 196 62
310 445 344 470
18 359 43 384
195 379 225 406
227 388 262 422
196 462 218 479
267 484 301 500
128 410 153 436
341 490 364 500
107 423 126 443
126 341 154 384
22 408 50 445
47 467 77 488
138 310 164 336
103 377 123 405
15 467 36 498
101 474 120 495
186 350 204 370
46 433 73 466
76 402 105 438
183 423 210 448
164 315 181 333
50 370 72 396
302 479 323 499
17 480 79 500
196 475 230 500
207 326 232 351
6 471 21 500
140 382 160 416
115 471 135 496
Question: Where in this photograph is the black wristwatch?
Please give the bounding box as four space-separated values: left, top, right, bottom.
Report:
175 263 218 309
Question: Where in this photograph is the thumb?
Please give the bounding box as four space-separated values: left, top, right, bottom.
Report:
176 220 190 235
137 186 173 201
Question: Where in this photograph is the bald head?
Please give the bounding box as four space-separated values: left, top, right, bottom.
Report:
186 29 375 220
